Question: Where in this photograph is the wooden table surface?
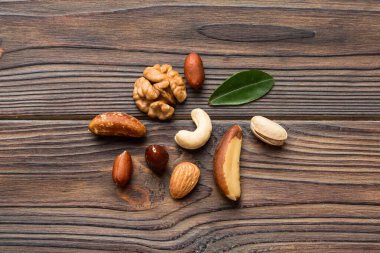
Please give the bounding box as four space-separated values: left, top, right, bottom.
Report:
0 1 380 252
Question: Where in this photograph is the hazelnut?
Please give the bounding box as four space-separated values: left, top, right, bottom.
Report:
145 145 169 174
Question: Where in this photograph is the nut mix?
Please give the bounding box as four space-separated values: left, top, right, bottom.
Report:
87 53 287 202
133 64 187 120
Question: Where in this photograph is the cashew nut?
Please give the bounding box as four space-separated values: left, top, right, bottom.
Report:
174 108 212 149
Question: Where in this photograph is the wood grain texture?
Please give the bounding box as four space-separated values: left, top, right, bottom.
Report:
0 120 379 252
2 0 380 16
1 1 379 252
0 2 379 118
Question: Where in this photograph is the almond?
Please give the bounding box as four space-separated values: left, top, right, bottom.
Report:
184 52 205 89
112 150 133 187
88 112 146 138
213 125 243 201
169 162 200 199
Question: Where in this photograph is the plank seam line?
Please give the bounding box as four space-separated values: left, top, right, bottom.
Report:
4 45 380 58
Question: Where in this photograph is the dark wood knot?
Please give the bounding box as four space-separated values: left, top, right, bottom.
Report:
198 24 315 42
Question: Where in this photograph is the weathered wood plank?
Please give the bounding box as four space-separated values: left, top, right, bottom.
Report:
0 49 380 119
1 5 379 56
0 120 379 251
1 1 380 16
1 1 380 252
0 4 379 118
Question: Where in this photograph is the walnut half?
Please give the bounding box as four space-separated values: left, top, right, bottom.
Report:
133 64 187 120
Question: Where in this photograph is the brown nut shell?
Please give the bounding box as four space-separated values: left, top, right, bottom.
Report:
169 162 200 199
213 125 242 201
112 150 133 187
88 112 146 138
184 52 205 89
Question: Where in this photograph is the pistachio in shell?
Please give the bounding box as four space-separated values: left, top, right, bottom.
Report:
250 116 287 146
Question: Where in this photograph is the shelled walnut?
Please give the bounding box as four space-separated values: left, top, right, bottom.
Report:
133 64 187 120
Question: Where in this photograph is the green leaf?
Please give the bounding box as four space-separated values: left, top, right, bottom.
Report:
208 70 274 106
